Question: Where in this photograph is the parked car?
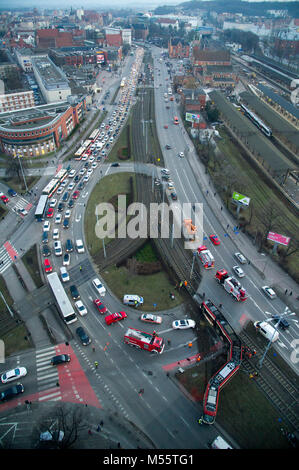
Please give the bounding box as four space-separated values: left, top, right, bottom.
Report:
76 326 91 346
64 210 71 219
51 354 70 365
172 319 196 329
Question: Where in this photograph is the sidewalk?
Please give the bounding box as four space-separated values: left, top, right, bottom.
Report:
177 111 299 298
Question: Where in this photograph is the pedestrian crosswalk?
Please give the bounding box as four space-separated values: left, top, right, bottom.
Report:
35 346 62 402
0 241 18 274
11 196 32 216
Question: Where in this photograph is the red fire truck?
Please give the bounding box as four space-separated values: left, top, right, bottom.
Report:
124 327 165 353
215 269 247 301
197 245 215 269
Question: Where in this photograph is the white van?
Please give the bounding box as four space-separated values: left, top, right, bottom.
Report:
123 295 144 307
210 436 233 449
76 239 85 253
254 321 279 342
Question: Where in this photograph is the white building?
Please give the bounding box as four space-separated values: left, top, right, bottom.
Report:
31 56 71 103
122 29 132 46
0 90 35 114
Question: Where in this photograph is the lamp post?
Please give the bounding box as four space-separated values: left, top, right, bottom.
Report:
0 289 14 318
16 152 28 193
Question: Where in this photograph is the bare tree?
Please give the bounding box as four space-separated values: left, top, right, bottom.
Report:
258 203 281 250
5 156 28 183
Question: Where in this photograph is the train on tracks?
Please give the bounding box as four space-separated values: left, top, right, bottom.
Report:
240 103 272 137
200 299 244 424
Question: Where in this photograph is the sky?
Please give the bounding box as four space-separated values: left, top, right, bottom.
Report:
3 0 298 9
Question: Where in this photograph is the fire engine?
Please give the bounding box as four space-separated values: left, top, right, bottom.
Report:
124 327 164 353
215 269 247 301
197 245 215 269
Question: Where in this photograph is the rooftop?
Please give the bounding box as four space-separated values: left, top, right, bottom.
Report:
31 56 70 90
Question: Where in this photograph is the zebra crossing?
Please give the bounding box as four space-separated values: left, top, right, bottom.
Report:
35 346 62 402
11 196 32 216
0 241 18 274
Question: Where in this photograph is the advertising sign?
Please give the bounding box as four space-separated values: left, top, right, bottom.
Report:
96 51 105 64
267 232 290 246
232 191 250 207
185 112 200 123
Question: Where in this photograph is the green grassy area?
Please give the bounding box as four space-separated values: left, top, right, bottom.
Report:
135 242 158 263
2 324 32 357
207 128 299 281
22 244 43 288
102 264 184 311
107 117 132 163
84 172 136 256
0 176 40 195
0 275 13 311
177 365 289 449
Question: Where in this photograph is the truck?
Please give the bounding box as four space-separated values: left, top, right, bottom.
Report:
124 327 164 353
197 245 215 269
215 269 247 301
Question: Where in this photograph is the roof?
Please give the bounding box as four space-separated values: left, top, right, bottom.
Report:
257 84 299 120
170 37 189 47
206 65 233 73
193 48 230 62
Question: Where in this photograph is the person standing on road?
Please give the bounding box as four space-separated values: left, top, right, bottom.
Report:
94 361 99 369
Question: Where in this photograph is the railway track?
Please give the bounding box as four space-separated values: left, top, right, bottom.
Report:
240 330 299 430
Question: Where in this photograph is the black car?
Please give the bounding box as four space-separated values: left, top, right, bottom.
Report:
63 218 69 229
74 175 80 183
78 182 84 191
42 245 51 257
68 199 74 208
51 354 70 366
58 202 65 212
65 239 73 252
70 285 80 300
62 192 69 202
7 188 17 197
272 315 290 330
76 327 91 346
0 384 24 402
111 162 119 167
84 162 89 168
42 231 49 244
162 174 170 181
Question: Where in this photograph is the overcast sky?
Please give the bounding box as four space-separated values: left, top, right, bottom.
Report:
4 0 298 10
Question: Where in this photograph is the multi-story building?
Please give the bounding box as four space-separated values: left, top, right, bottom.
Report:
15 48 48 72
0 90 35 113
168 38 190 58
31 56 71 103
0 96 86 157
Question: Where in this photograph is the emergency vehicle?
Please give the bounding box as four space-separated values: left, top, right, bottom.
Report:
197 245 215 269
124 327 164 353
215 269 247 301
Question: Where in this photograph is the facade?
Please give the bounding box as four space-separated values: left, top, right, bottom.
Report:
0 90 35 114
168 38 190 58
15 48 48 72
192 48 231 68
201 65 236 88
122 29 132 46
36 28 85 48
0 63 19 80
180 88 206 112
105 28 122 47
0 97 86 157
31 56 71 103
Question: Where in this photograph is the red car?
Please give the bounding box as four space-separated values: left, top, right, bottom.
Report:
72 190 80 199
46 208 54 218
44 258 52 273
209 234 220 245
105 311 127 326
93 299 107 314
164 125 168 129
0 195 9 204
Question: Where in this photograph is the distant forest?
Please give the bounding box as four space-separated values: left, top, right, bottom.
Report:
154 1 299 17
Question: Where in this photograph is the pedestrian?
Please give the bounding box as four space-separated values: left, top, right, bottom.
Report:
179 281 183 289
220 206 223 211
219 303 223 308
96 425 101 432
138 388 144 395
88 429 92 435
285 289 288 295
92 346 95 352
100 420 103 427
188 342 192 348
167 339 171 345
290 291 292 296
202 292 205 299
214 192 216 197
94 361 99 369
206 190 209 195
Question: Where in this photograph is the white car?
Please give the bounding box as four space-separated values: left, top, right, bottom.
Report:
81 155 88 161
43 221 50 231
1 367 27 384
54 241 62 256
18 208 28 216
68 183 75 191
172 319 196 329
63 253 70 266
64 210 71 219
168 181 175 190
262 286 277 300
89 156 95 163
68 170 76 178
60 180 68 188
179 152 184 158
161 168 170 175
60 266 69 283
76 239 85 253
75 300 87 316
91 162 98 169
87 169 93 176
49 198 57 208
140 313 162 324
83 175 89 183
79 168 86 176
92 278 106 296
233 265 245 278
234 252 247 264
55 214 62 224
53 229 59 240
57 187 64 195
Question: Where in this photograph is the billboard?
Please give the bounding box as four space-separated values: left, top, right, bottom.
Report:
267 232 290 247
232 191 250 207
185 112 200 123
96 51 105 64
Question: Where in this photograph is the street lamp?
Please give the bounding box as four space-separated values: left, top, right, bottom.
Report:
0 289 14 318
257 307 296 369
16 152 28 193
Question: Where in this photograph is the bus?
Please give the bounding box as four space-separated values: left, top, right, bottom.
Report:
74 139 92 160
35 194 48 221
47 272 77 325
42 178 60 198
55 168 68 183
173 116 179 125
89 129 100 142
